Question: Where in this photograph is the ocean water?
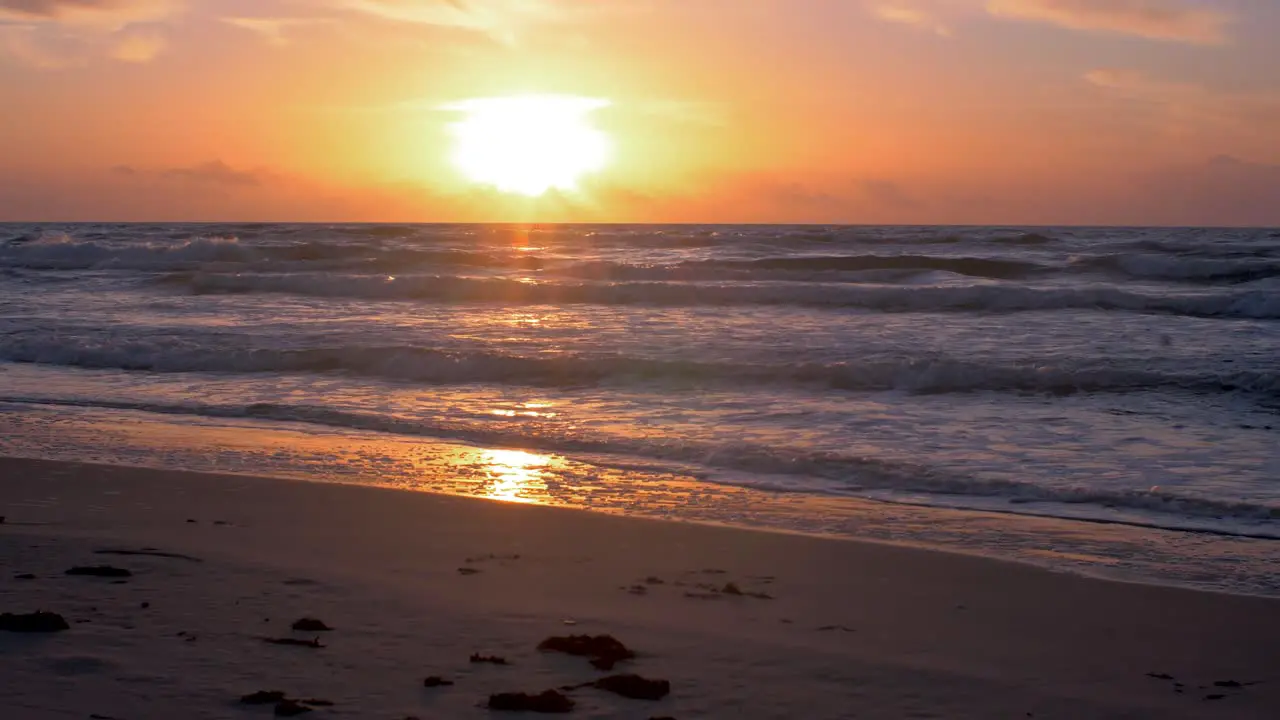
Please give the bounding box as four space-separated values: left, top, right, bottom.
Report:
1 223 1277 593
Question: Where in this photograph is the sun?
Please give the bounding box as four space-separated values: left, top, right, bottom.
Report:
445 95 612 197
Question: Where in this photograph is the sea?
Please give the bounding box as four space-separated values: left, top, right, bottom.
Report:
1 223 1277 594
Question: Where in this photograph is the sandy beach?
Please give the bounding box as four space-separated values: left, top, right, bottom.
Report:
2 456 1277 719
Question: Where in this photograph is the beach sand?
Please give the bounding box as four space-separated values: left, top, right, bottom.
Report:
2 456 1277 719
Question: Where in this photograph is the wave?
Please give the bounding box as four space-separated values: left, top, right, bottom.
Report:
692 254 1046 280
3 394 1276 528
10 230 1280 303
2 235 1050 279
990 232 1057 246
0 234 555 273
12 232 1280 289
161 272 1280 319
1 337 1276 399
1078 254 1280 284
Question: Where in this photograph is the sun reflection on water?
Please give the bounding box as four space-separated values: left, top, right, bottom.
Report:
477 448 554 504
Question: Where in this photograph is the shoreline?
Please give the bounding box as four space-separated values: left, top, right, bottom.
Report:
3 455 1279 718
0 452 1272 592
3 411 1279 598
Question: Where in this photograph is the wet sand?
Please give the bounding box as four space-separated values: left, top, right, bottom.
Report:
2 456 1277 719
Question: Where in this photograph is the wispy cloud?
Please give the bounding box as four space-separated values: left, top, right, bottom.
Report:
0 0 179 66
112 160 270 186
160 160 266 186
108 23 164 61
863 0 1232 44
0 0 177 27
330 0 551 42
325 0 638 44
986 0 1230 44
221 16 333 46
867 1 952 36
0 24 78 67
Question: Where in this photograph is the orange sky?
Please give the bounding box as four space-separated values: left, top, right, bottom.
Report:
1 0 1278 225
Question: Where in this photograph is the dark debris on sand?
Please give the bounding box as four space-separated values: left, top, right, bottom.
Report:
538 634 636 671
568 674 670 701
465 553 522 564
274 699 313 716
1 611 70 633
291 618 333 632
423 676 455 688
14 573 36 580
263 637 325 649
721 582 772 599
242 691 289 705
66 566 132 578
242 692 331 715
470 653 510 665
1213 679 1259 688
488 690 574 713
594 674 671 700
95 548 203 562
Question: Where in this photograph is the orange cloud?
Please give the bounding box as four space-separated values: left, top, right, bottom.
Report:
986 0 1230 44
0 0 178 66
220 17 334 46
0 0 176 26
108 24 165 61
868 1 952 36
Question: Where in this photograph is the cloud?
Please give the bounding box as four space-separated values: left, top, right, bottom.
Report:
985 0 1230 44
110 161 270 187
0 24 80 67
859 179 920 209
326 0 640 44
220 16 332 46
108 23 164 61
330 0 548 42
867 1 952 36
0 0 178 66
0 0 176 27
160 161 265 186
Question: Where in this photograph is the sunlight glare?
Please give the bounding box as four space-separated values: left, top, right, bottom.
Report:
445 95 612 197
479 448 552 503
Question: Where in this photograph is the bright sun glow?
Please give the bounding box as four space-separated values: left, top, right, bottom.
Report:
445 95 612 197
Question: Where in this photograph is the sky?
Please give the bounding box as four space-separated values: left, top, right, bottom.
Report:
1 0 1278 225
